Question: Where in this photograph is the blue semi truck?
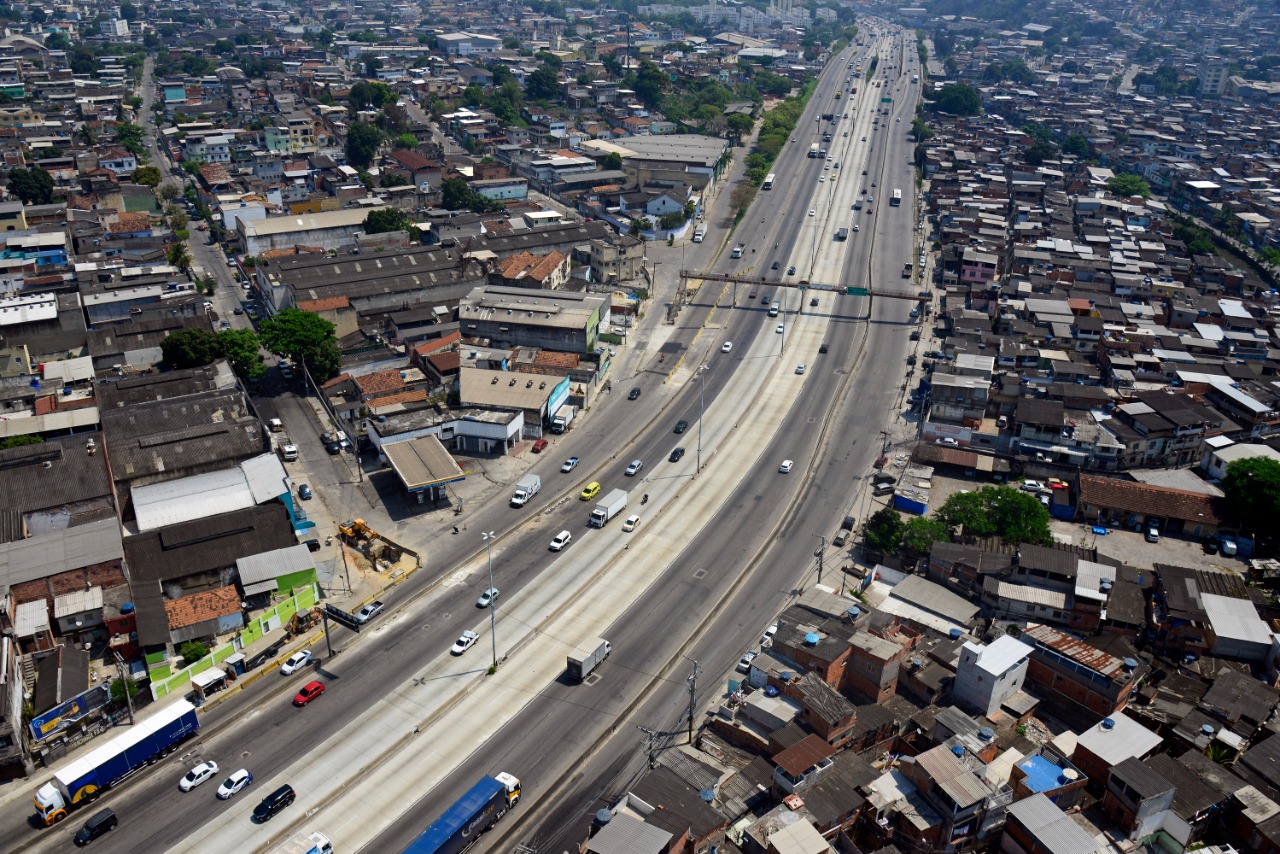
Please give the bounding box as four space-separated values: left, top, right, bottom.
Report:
403 772 522 854
34 699 201 825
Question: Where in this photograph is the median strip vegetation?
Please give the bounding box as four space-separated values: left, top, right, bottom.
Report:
730 80 817 223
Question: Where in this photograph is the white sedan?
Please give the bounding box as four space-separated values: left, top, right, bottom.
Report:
179 760 219 792
795 364 806 375
721 341 733 353
279 650 312 675
216 768 253 800
779 460 794 473
451 630 479 655
808 209 816 217
622 514 641 532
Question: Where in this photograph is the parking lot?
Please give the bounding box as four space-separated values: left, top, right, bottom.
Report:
924 472 1239 573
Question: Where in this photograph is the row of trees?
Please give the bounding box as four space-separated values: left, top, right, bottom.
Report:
161 309 342 383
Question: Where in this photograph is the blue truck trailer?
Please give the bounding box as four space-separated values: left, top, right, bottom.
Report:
403 772 522 854
34 699 200 825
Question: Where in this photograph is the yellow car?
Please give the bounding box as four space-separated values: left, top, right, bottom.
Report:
580 482 601 501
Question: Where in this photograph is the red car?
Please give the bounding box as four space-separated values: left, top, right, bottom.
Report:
531 439 549 453
293 680 325 707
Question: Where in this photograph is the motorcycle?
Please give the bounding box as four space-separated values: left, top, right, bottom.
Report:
641 494 649 505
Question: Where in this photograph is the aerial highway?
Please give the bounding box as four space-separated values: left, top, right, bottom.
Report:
1 22 926 854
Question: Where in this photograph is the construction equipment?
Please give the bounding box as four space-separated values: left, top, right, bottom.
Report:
339 519 376 544
287 608 321 637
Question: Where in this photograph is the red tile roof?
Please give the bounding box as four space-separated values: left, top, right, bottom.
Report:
1078 474 1226 526
354 368 406 397
296 296 350 312
413 331 461 356
165 586 242 630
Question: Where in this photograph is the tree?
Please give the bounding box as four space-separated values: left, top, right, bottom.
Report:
865 508 905 553
1023 140 1058 167
525 65 562 101
902 517 951 558
1223 457 1280 537
179 641 208 666
360 52 383 78
1107 173 1151 199
937 490 998 538
363 207 414 235
110 676 140 706
634 60 668 108
157 182 181 202
911 117 934 141
119 1 137 21
603 151 623 171
166 243 192 272
133 165 161 186
45 31 70 51
349 80 393 110
1061 133 1090 158
933 83 981 116
344 121 383 169
258 308 342 381
162 328 223 368
0 434 43 450
8 167 55 204
393 132 418 149
217 328 265 380
69 46 100 76
726 112 755 141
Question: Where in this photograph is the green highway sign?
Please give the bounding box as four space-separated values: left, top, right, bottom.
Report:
880 97 893 103
846 286 869 296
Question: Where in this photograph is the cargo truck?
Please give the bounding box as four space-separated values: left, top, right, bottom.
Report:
403 772 522 854
836 227 849 241
731 244 744 258
567 638 612 681
269 831 333 854
34 699 201 825
510 474 542 507
550 405 576 433
589 488 628 527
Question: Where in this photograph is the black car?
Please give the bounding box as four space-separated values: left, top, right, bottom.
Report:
252 784 295 822
325 441 341 455
819 343 829 354
628 387 641 400
810 298 819 307
841 515 856 531
771 260 780 270
787 266 796 275
75 809 117 846
674 420 688 434
668 447 686 463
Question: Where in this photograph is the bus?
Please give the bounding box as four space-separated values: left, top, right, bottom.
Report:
763 173 776 190
808 143 819 158
890 188 902 206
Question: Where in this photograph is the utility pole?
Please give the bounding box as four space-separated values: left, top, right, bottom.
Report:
112 650 135 725
686 660 701 744
813 533 826 586
638 725 659 769
482 531 498 669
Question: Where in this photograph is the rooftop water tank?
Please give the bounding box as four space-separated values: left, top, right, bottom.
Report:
952 745 964 757
805 633 820 646
978 727 994 742
1201 724 1216 736
1101 718 1116 730
949 628 962 640
1123 658 1138 671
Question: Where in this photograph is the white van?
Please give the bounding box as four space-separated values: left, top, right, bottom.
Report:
692 226 707 243
268 418 283 433
768 305 780 317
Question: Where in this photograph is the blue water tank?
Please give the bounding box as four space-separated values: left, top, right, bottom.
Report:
804 632 820 646
951 745 964 757
978 727 994 741
949 628 962 640
764 685 780 698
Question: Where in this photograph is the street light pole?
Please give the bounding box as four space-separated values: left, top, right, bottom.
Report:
697 365 707 473
482 531 497 669
812 534 826 586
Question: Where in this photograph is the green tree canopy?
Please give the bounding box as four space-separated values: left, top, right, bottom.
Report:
603 151 623 171
133 165 161 187
1223 457 1280 537
344 121 384 169
217 328 265 380
161 328 223 368
8 167 55 204
258 308 341 381
349 80 394 110
0 434 44 450
932 83 981 116
1061 133 1091 158
902 517 951 558
865 507 904 554
363 207 415 235
633 60 668 107
1107 173 1151 199
525 65 562 101
937 486 1052 545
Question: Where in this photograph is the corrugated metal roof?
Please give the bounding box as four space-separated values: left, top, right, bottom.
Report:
1202 593 1273 646
132 467 256 531
995 580 1067 608
1022 623 1123 677
1007 793 1105 854
890 575 980 624
0 517 122 590
242 453 290 503
236 543 314 585
53 586 103 618
585 811 672 854
14 598 49 637
970 635 1032 675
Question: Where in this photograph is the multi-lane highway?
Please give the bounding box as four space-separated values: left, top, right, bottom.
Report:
2 21 927 854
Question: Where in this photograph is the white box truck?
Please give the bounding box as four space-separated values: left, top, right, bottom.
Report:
567 639 612 681
589 489 628 527
731 245 744 258
692 225 707 242
550 405 576 433
510 474 542 507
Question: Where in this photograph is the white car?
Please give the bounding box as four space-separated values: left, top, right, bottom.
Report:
776 324 784 334
796 364 806 375
736 650 759 673
625 459 643 476
808 209 816 217
450 630 479 655
179 760 219 792
721 341 733 353
622 514 641 532
476 587 499 608
550 530 572 551
761 622 779 645
1020 480 1047 493
279 650 312 675
216 768 253 800
818 176 826 183
779 460 794 473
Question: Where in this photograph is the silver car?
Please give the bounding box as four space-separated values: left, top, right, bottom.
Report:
625 459 643 476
